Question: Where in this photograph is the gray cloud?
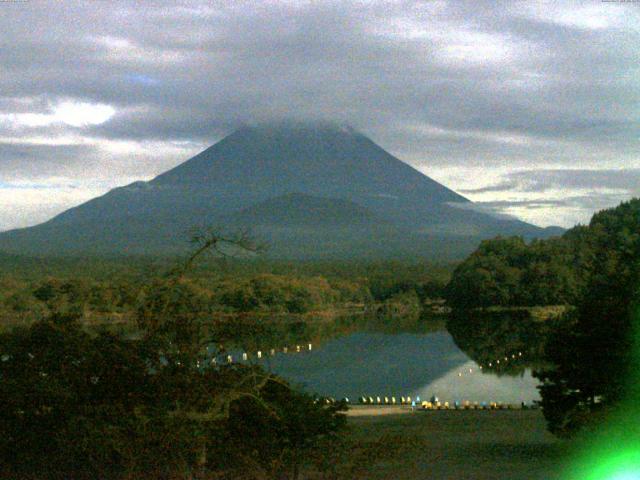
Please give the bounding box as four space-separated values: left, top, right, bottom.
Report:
459 182 518 194
473 193 634 219
463 168 640 195
0 0 639 229
455 167 640 227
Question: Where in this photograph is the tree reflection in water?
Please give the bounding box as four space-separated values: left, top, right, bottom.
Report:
446 309 559 377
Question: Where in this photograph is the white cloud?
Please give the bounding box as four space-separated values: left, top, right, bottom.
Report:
434 167 640 227
0 100 115 129
514 2 632 30
406 123 560 147
90 35 188 65
53 101 116 127
0 0 637 232
370 8 528 65
438 29 517 64
0 179 106 231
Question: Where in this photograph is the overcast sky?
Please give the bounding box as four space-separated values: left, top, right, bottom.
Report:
1 0 638 230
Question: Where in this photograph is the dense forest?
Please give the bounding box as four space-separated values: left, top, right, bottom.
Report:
445 217 598 309
0 257 450 334
447 199 640 437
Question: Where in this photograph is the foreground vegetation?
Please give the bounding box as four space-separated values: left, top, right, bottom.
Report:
0 233 455 479
0 314 351 480
0 233 355 479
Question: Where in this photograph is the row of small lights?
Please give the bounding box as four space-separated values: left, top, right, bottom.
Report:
456 351 524 377
5 345 522 377
203 343 313 366
319 397 536 410
200 348 524 370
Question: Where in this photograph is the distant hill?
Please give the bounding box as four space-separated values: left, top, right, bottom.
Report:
0 122 562 259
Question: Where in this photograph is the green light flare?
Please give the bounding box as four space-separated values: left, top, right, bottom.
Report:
562 307 640 480
609 472 640 480
566 449 640 480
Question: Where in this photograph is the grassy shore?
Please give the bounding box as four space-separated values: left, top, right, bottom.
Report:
344 410 570 480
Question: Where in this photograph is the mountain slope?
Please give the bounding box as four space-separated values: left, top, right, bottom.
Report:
0 122 559 259
225 193 385 227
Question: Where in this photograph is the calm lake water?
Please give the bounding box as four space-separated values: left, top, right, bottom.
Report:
214 310 550 404
263 330 540 403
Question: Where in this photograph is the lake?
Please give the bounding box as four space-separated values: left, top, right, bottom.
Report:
212 310 550 404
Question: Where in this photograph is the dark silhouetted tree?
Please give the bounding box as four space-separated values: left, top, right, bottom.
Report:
535 199 640 436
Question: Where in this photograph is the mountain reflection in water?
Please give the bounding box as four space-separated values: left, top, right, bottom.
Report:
225 311 551 402
415 361 540 404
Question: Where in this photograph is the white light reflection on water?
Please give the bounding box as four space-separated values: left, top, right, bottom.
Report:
412 360 540 404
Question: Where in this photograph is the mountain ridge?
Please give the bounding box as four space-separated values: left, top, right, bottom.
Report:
0 123 562 259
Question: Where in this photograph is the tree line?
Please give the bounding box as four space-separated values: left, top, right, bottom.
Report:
0 262 449 332
446 199 640 438
445 222 596 309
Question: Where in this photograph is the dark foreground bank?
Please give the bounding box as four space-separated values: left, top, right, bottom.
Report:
343 410 570 480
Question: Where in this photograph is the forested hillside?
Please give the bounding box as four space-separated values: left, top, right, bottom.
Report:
443 201 636 309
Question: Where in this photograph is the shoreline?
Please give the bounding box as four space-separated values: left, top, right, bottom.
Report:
346 404 535 416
